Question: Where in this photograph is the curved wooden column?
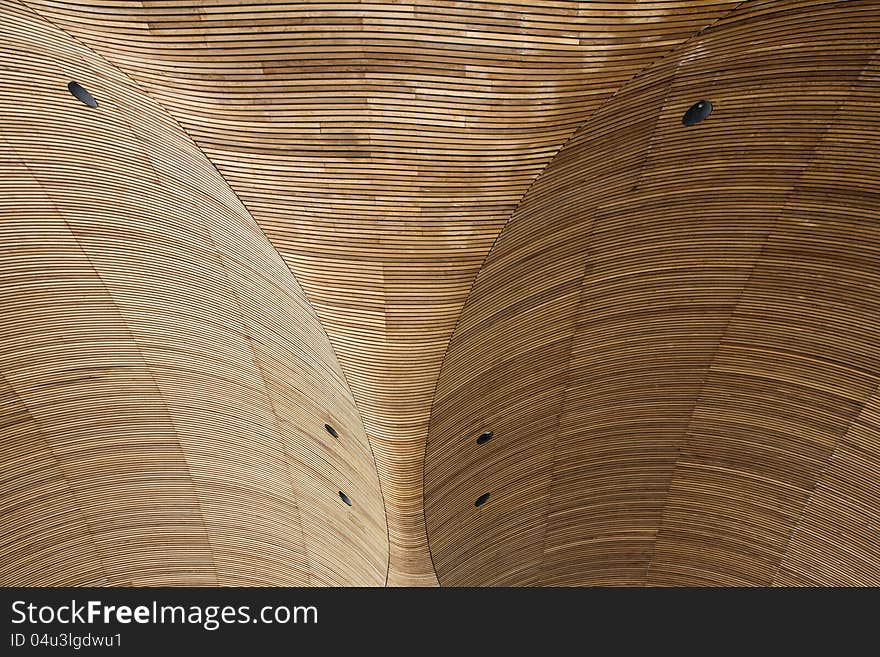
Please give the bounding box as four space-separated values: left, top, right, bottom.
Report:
425 0 880 586
0 1 387 586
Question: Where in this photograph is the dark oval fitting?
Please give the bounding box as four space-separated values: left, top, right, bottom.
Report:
682 99 713 126
68 81 98 108
474 493 491 507
476 431 493 445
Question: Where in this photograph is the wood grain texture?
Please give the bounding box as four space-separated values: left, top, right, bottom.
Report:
0 0 387 586
425 0 880 586
6 0 879 588
19 0 744 585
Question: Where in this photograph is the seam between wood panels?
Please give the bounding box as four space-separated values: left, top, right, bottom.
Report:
534 256 592 587
0 133 221 585
643 43 880 584
198 227 316 586
770 378 880 585
769 46 880 586
0 369 112 586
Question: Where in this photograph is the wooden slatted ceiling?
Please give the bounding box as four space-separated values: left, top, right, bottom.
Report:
20 0 746 586
425 0 880 586
0 0 387 586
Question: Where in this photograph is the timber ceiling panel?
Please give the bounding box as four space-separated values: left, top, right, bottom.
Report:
425 0 880 586
0 0 387 586
18 0 744 585
4 0 879 588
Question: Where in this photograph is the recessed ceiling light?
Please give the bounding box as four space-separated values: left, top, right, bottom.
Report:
682 99 713 126
339 491 352 506
68 81 97 108
476 431 493 445
474 493 491 507
324 423 339 438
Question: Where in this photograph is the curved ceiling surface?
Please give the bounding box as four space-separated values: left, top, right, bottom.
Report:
17 0 745 585
1 0 878 587
0 0 387 586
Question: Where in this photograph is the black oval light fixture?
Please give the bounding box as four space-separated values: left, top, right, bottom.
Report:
324 423 339 438
68 81 98 108
476 431 493 445
339 491 352 507
474 492 491 507
682 100 713 126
